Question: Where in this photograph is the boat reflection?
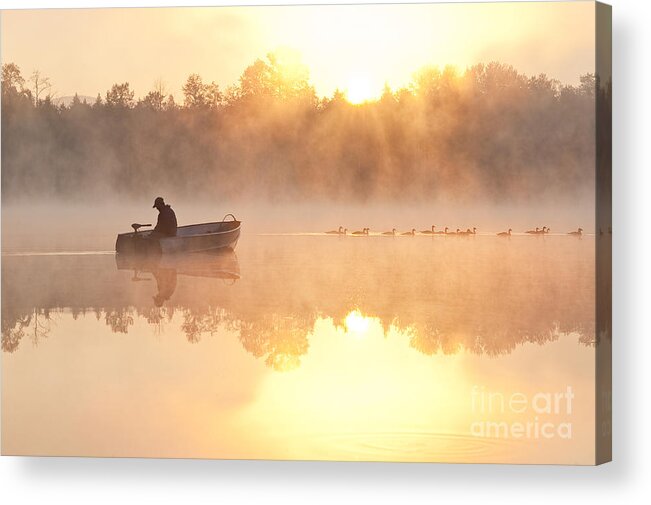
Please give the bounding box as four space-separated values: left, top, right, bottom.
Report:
115 250 240 306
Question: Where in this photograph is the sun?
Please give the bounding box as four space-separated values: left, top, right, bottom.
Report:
345 75 378 105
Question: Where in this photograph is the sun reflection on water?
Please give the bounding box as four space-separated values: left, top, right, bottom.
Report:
344 309 372 336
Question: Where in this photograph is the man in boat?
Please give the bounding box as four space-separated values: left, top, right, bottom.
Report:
151 196 178 238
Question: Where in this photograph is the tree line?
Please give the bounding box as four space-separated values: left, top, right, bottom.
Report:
1 52 608 203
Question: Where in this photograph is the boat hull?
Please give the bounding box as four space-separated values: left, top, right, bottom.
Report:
115 220 241 255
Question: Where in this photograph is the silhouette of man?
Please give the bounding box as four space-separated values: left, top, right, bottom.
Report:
152 268 177 307
151 197 177 238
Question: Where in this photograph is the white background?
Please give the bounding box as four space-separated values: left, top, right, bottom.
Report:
0 0 649 503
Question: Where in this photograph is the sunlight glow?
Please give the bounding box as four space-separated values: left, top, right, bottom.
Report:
345 75 379 105
1 4 594 100
344 310 371 335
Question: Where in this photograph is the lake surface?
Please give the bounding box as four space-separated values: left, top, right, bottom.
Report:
2 232 600 463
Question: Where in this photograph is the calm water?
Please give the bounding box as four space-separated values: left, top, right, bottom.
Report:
2 232 600 463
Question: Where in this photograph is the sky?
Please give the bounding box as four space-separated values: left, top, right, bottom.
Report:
1 1 595 101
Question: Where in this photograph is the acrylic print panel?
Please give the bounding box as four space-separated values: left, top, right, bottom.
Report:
1 1 611 464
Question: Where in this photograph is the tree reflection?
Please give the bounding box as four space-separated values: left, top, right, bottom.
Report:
2 301 596 368
104 309 134 334
238 314 312 371
1 307 53 353
181 307 226 343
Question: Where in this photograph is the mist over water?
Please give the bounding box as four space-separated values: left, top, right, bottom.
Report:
1 196 595 254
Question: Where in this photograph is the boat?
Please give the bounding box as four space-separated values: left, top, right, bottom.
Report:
115 214 241 255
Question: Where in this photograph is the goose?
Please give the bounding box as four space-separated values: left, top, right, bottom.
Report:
497 228 512 236
526 227 540 235
568 227 583 236
352 227 369 235
401 228 417 236
326 226 344 235
420 225 436 235
382 228 397 236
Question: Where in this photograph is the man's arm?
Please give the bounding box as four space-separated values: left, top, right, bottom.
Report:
153 212 162 232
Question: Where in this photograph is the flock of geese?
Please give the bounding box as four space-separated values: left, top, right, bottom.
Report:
325 225 592 237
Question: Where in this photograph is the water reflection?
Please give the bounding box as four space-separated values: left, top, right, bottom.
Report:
2 236 600 367
2 236 603 462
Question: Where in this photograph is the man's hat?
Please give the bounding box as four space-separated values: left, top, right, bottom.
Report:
153 196 164 208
